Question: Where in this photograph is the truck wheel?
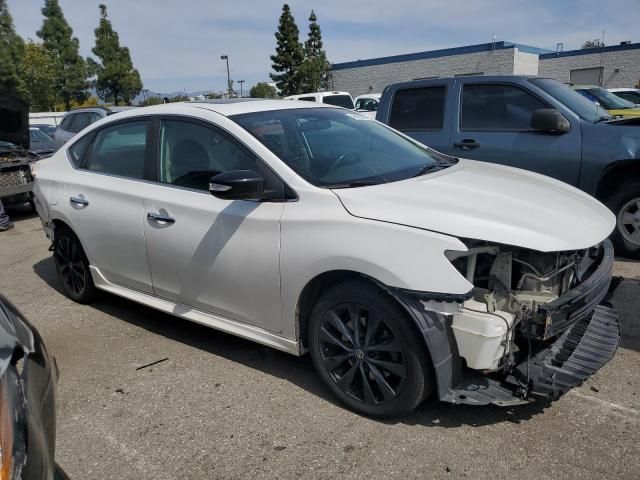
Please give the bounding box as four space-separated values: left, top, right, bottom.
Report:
53 227 96 303
308 280 433 418
606 183 640 259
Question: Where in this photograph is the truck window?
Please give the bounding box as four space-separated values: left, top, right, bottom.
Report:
461 84 547 131
389 87 445 131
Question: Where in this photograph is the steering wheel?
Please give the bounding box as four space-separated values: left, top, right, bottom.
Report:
329 151 361 172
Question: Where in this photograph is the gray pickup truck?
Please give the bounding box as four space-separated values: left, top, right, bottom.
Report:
0 95 36 208
376 75 640 258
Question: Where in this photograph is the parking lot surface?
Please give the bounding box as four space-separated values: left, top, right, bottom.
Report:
1 210 639 480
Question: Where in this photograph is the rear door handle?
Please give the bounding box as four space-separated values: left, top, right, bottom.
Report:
69 196 89 207
147 212 175 224
453 139 481 150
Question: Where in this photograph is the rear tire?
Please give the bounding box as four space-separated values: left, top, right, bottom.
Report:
605 183 640 259
53 227 96 303
308 280 433 418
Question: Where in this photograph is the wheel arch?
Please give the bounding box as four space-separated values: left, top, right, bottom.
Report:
595 160 640 200
296 270 431 353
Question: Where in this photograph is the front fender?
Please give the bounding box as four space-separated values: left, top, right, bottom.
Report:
279 192 472 341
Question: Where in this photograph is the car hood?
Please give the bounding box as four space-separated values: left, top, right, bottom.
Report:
332 159 615 252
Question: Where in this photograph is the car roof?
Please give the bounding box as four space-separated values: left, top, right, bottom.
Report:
99 99 337 120
609 88 640 92
571 85 600 89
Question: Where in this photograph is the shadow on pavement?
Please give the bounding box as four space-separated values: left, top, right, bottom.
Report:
33 256 604 427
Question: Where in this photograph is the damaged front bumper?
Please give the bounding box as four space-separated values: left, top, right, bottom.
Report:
393 240 621 407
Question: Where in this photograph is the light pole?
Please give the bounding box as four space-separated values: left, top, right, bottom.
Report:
220 55 231 97
238 80 245 97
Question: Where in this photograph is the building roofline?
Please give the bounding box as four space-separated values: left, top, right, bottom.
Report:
331 41 552 71
539 42 640 59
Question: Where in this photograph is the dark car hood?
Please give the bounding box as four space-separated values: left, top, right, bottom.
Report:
0 94 29 150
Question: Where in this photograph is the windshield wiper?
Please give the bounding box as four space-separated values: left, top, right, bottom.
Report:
411 163 447 177
594 116 613 123
325 180 383 189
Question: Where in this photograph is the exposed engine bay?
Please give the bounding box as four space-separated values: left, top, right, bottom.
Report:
444 241 605 373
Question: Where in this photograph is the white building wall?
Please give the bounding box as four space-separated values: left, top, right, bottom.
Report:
513 50 539 75
332 49 516 97
539 49 640 88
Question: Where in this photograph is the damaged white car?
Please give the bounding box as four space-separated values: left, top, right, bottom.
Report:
33 100 620 418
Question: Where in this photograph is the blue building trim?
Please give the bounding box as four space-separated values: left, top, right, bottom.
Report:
539 42 640 59
332 41 552 71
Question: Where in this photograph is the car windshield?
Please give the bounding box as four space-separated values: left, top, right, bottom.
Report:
231 108 450 188
30 129 51 141
321 95 355 110
530 78 611 122
579 87 637 110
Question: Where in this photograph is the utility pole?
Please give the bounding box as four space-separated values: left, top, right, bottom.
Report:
221 55 231 96
238 80 245 97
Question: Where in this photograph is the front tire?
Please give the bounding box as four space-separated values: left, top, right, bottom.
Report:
309 280 433 418
53 227 96 303
606 183 640 259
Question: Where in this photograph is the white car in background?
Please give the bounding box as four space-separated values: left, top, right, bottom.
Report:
33 100 620 418
283 91 354 109
354 93 382 118
608 88 640 105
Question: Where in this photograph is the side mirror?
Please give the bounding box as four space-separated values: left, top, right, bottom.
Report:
530 109 570 134
209 170 265 200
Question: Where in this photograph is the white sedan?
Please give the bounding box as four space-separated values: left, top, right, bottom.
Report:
33 100 620 417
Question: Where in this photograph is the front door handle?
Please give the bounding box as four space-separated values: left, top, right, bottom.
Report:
453 139 481 150
147 212 175 224
69 196 89 207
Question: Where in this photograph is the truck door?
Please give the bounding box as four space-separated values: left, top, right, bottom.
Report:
449 79 581 186
380 79 454 153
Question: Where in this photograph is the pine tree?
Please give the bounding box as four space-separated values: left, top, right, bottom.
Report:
88 5 142 105
270 4 304 96
0 0 25 96
300 10 330 92
37 0 87 110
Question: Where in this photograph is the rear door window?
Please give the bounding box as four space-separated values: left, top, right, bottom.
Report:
460 84 548 131
299 96 316 102
85 121 148 179
59 115 74 131
389 86 446 130
70 113 93 133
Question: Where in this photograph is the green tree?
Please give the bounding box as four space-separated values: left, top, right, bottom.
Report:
270 4 304 96
17 41 57 111
88 4 142 105
37 0 87 110
299 10 330 92
0 0 25 96
582 39 605 49
250 82 278 98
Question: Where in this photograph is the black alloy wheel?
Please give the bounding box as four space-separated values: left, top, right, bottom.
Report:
53 228 95 303
318 303 407 405
309 281 433 418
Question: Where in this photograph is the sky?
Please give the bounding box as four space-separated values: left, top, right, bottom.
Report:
7 0 640 94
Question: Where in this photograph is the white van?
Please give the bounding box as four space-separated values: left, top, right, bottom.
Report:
283 91 355 109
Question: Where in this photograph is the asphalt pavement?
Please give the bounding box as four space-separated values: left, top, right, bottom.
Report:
1 208 639 480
